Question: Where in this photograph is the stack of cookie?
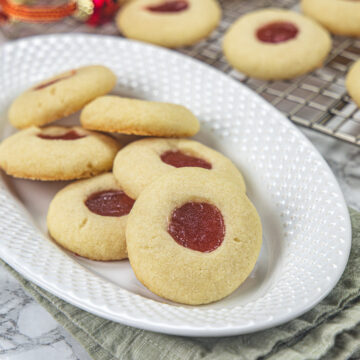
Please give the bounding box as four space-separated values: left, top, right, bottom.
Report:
1 65 121 181
0 65 262 305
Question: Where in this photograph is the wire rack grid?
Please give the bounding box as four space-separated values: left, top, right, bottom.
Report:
179 0 360 146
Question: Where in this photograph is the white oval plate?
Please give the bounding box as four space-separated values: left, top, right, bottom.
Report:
0 34 351 337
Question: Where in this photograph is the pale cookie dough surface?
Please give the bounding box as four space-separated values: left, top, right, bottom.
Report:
116 0 221 48
223 8 331 80
126 168 262 305
9 65 117 129
0 126 120 181
346 60 360 108
47 173 134 261
113 138 246 198
302 0 360 37
80 95 200 137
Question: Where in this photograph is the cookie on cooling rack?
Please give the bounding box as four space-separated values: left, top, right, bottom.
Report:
9 65 117 129
113 138 246 198
126 167 262 305
80 96 200 137
223 8 331 80
346 60 360 108
47 173 135 261
116 0 221 48
0 126 120 181
302 0 360 37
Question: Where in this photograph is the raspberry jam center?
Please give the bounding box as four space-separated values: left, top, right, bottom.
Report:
85 190 135 217
146 0 188 12
37 130 86 140
33 70 76 91
256 21 299 43
168 202 225 253
160 150 212 169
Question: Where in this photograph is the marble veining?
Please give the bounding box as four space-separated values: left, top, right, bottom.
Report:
0 269 91 360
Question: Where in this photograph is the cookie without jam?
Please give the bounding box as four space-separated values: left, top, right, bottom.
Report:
113 137 246 198
302 0 360 37
126 168 262 305
80 96 200 137
47 173 134 261
8 65 117 129
0 126 121 181
116 0 221 48
223 8 331 80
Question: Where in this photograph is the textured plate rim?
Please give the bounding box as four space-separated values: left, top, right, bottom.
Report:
0 34 352 337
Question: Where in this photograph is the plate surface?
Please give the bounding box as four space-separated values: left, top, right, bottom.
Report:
0 34 351 337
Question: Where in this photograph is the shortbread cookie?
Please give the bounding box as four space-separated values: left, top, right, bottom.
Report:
223 9 331 80
0 126 120 181
9 65 117 129
113 138 246 198
47 173 135 260
302 0 360 37
81 96 200 137
116 0 221 48
126 168 262 305
346 60 360 108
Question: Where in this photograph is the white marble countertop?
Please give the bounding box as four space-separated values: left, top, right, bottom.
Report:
0 128 359 360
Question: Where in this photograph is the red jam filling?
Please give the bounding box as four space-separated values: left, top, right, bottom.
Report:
146 0 188 12
160 150 212 169
37 130 86 140
256 21 299 44
33 70 76 91
85 190 135 217
168 202 225 253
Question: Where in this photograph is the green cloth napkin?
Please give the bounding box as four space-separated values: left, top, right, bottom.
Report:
1 208 360 360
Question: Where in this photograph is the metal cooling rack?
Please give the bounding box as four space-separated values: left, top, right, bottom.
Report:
1 0 360 146
178 0 360 146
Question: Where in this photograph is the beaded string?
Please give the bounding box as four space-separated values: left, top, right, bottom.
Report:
0 0 119 24
0 0 77 22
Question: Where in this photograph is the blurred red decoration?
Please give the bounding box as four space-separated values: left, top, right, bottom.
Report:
87 0 119 26
0 0 120 26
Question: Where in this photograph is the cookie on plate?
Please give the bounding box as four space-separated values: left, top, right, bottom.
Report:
80 96 200 137
116 0 221 48
223 9 331 80
302 0 360 37
0 126 120 181
126 168 262 305
113 138 246 198
47 173 135 261
9 65 117 129
346 60 360 108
